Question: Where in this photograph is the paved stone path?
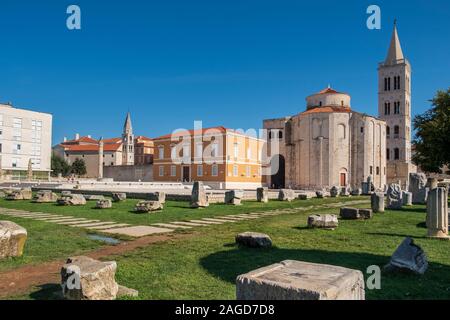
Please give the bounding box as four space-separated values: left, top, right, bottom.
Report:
0 199 370 237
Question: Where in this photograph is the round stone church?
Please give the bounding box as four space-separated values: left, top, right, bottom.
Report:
264 86 387 190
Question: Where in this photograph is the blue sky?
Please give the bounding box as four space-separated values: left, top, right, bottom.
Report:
0 0 449 144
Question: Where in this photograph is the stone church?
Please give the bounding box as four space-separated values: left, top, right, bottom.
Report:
263 23 414 190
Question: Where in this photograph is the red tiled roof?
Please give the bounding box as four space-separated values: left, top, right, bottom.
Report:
62 144 122 152
317 87 341 95
301 106 351 115
61 136 99 145
135 136 153 141
153 126 229 140
103 137 122 144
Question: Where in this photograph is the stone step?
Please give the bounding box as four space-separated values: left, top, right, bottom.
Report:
53 219 90 224
58 220 100 226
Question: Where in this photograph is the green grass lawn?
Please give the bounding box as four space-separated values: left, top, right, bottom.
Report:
11 201 450 300
0 195 366 226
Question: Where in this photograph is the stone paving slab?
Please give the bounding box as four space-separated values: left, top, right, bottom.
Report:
218 216 247 221
153 223 192 229
101 226 173 237
202 218 237 223
86 223 131 230
58 220 99 226
52 218 90 224
233 215 260 219
171 221 208 227
69 221 117 228
34 216 71 221
189 219 222 225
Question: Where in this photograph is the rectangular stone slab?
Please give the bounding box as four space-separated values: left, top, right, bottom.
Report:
86 224 130 230
53 219 91 224
218 216 247 221
171 221 207 227
58 220 100 226
153 223 192 229
101 226 173 237
189 220 222 225
69 222 117 228
202 218 237 223
236 260 365 300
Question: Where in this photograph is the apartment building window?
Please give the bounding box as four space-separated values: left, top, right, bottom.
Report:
387 148 390 160
13 129 21 141
32 120 42 131
0 143 2 153
247 147 252 160
376 167 380 175
13 118 22 128
159 166 164 177
211 143 218 157
32 145 41 156
13 144 21 155
233 143 238 159
197 165 203 177
0 114 3 126
12 158 19 168
386 126 390 138
233 165 238 177
195 143 203 159
211 164 218 177
158 146 164 159
32 159 41 170
171 146 176 160
246 166 251 178
170 165 176 177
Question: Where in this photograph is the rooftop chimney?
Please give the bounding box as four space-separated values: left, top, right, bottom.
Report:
75 133 80 140
63 137 67 142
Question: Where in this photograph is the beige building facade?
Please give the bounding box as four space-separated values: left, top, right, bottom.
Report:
264 87 387 190
0 103 52 179
153 126 264 189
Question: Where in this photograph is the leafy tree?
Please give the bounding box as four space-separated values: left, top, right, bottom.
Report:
412 88 450 174
70 158 87 176
51 153 71 177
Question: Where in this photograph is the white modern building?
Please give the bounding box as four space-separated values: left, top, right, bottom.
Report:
0 102 52 180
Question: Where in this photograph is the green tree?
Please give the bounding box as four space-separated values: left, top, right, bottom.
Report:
412 88 450 174
70 158 87 176
51 153 71 177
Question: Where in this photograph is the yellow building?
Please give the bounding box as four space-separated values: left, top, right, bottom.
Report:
153 126 264 189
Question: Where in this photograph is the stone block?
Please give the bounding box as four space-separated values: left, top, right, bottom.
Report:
33 190 58 203
96 199 112 209
147 192 166 204
426 187 449 239
225 190 244 205
235 232 272 248
61 256 119 300
0 221 27 259
236 260 365 300
190 182 209 208
112 193 127 202
278 189 295 202
134 201 163 213
409 173 428 204
371 192 385 213
402 191 412 206
330 186 339 198
57 194 86 206
257 188 269 203
384 238 428 275
307 215 338 230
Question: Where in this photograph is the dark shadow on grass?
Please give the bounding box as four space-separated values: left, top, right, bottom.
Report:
199 247 450 299
29 284 62 300
397 207 427 214
416 222 426 229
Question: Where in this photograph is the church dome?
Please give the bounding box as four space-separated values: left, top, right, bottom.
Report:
305 86 351 110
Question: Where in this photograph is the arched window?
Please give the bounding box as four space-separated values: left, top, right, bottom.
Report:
386 126 390 136
386 148 390 160
268 131 272 140
394 148 400 160
278 131 283 139
394 126 400 137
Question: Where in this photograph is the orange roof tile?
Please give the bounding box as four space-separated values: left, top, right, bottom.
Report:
301 106 351 115
62 144 122 152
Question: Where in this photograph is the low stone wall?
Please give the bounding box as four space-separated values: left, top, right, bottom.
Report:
103 165 153 182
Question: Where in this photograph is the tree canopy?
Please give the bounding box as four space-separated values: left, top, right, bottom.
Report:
51 154 71 177
412 88 450 174
70 158 87 176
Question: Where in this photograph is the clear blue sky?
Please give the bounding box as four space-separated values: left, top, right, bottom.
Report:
0 0 449 144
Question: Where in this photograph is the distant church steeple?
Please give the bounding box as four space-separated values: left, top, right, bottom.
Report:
385 21 404 65
122 112 135 165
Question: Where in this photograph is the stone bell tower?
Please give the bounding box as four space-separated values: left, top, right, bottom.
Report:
378 21 415 188
122 112 135 165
